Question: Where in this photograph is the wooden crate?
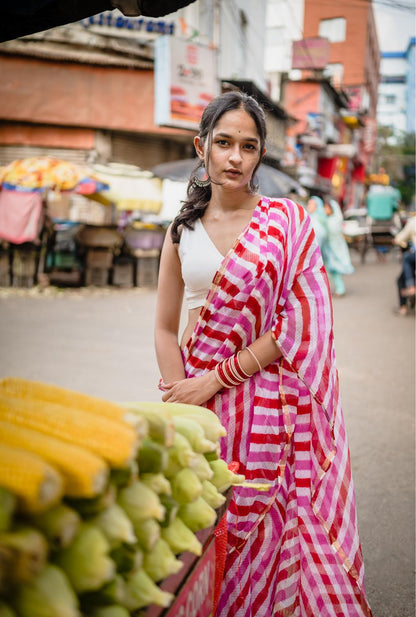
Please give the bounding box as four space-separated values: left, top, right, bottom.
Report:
0 253 10 286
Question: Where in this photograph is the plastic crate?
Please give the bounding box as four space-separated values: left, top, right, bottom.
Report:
86 248 114 268
112 262 134 288
84 267 110 287
134 250 160 288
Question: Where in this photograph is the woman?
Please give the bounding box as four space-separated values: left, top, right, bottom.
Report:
306 195 328 249
322 197 355 297
154 91 372 617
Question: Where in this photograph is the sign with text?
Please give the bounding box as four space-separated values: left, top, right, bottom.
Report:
167 538 215 617
155 36 219 130
292 37 330 70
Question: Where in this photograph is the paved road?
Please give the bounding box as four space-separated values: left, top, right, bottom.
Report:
0 247 414 617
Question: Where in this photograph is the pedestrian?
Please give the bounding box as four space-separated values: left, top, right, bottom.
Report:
154 90 372 617
393 211 416 316
322 197 355 297
305 194 328 249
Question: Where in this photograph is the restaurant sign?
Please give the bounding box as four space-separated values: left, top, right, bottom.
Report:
155 36 219 130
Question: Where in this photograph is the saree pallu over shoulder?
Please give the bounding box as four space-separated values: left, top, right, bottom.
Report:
182 198 372 617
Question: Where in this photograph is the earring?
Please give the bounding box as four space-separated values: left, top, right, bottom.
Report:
192 165 211 188
249 175 259 192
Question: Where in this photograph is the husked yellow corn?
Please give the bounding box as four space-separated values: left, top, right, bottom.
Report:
0 377 145 435
0 420 108 498
0 443 63 512
0 394 138 468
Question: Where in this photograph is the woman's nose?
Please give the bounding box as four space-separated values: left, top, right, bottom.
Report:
229 145 242 163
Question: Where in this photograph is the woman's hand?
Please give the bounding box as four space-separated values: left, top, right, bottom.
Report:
161 371 221 406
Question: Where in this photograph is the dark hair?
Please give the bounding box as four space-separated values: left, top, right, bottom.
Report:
170 90 267 243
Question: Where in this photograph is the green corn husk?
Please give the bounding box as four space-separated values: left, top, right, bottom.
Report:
0 545 13 594
0 602 17 617
65 484 117 518
204 449 220 462
148 402 227 442
55 523 115 593
209 459 245 493
133 518 161 552
140 472 171 496
110 543 143 574
137 438 168 474
117 481 165 524
79 575 126 612
123 568 174 611
164 432 198 478
0 527 48 586
158 494 179 528
90 607 130 617
13 564 80 617
120 403 175 447
171 416 217 454
32 503 80 550
178 497 217 532
201 480 226 509
161 517 202 556
193 453 214 481
170 468 202 504
0 488 16 533
92 504 136 546
142 538 184 582
110 461 139 488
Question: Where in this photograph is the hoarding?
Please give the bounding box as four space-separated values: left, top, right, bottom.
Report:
155 36 219 130
292 37 330 70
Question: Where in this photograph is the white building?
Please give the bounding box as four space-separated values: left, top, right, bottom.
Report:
377 49 409 143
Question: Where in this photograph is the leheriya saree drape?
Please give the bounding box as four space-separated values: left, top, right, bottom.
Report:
181 197 372 617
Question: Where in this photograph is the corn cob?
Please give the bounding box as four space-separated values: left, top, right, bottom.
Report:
0 394 138 468
193 452 214 481
161 516 202 556
123 568 174 611
0 488 16 533
140 472 171 496
66 484 117 518
137 438 168 474
0 377 147 436
90 607 130 617
142 537 183 582
79 575 127 613
0 442 63 512
0 420 108 498
158 494 179 528
132 517 161 552
170 468 203 504
110 543 143 574
55 523 115 593
137 401 227 442
117 481 165 525
172 416 217 453
178 497 217 532
164 432 198 477
91 504 136 546
31 504 80 550
13 563 80 617
0 527 48 585
209 459 246 493
120 403 175 447
201 479 226 509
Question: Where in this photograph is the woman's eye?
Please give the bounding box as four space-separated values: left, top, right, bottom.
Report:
244 144 256 150
216 139 229 146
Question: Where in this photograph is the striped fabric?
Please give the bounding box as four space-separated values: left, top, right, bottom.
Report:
182 198 372 617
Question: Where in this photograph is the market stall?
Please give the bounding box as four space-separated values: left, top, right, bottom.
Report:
0 378 258 617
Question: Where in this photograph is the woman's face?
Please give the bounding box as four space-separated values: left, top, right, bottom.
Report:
195 108 264 191
307 198 317 213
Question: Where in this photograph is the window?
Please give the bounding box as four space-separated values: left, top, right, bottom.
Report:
319 17 346 43
385 94 397 104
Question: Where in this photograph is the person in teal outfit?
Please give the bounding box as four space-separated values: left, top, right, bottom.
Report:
306 195 328 249
322 197 354 297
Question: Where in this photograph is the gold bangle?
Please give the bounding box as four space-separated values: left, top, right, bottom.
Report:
245 346 262 373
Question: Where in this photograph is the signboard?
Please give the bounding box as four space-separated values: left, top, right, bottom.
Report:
292 37 330 70
167 537 215 617
155 36 219 130
81 11 174 38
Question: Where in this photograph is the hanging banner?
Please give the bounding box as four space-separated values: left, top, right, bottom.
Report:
155 36 219 130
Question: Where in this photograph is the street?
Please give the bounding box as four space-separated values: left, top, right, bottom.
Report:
0 246 414 617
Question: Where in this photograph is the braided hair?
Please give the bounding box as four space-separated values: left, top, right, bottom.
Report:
170 91 267 243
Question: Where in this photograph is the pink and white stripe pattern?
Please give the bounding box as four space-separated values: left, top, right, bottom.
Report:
182 198 372 617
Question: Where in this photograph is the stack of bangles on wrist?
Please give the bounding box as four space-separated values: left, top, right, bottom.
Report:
214 348 262 389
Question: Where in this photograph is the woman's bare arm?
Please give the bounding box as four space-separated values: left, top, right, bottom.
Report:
154 225 187 383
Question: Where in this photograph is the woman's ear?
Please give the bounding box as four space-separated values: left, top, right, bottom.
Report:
194 136 205 161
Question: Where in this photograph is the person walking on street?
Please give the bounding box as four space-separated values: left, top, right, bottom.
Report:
322 197 355 298
393 211 416 315
154 91 372 617
306 195 328 249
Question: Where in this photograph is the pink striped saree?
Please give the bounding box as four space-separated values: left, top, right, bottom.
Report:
181 197 372 617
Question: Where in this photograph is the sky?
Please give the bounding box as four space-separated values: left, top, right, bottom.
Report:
373 0 416 52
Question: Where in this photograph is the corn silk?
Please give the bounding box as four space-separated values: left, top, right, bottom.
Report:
181 198 372 617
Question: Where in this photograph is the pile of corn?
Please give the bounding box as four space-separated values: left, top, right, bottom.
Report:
0 377 245 617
